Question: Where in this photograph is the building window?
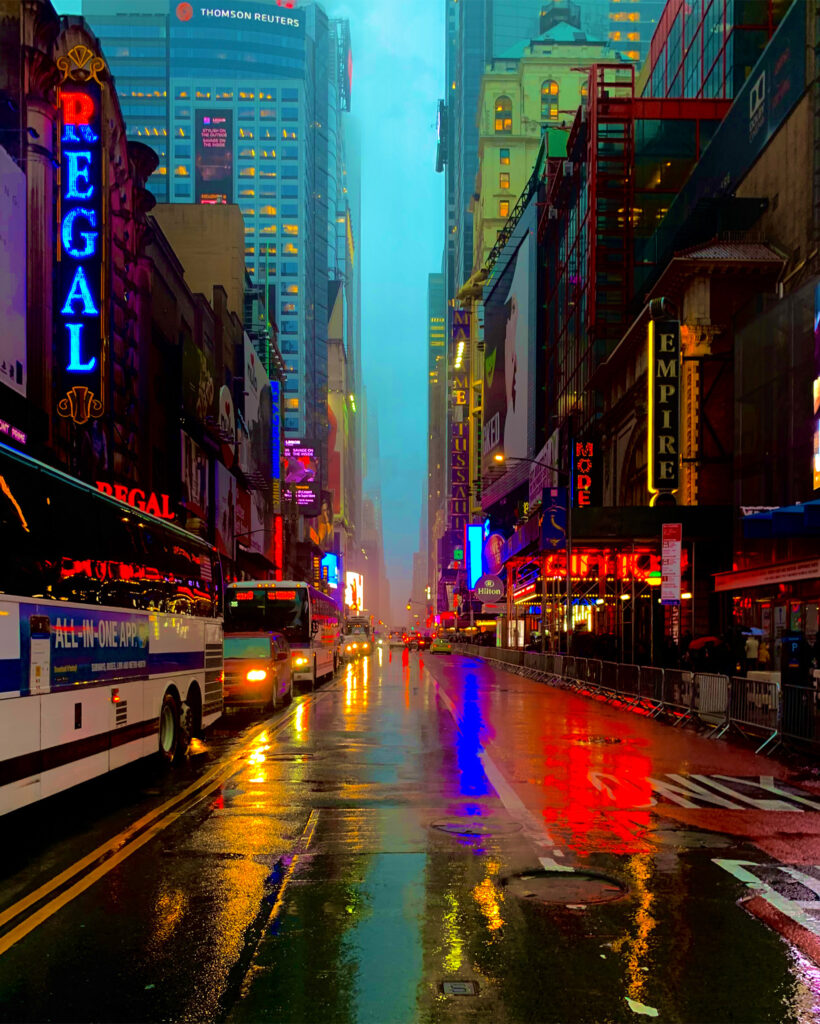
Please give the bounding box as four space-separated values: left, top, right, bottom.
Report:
282 203 298 217
195 89 210 99
499 148 510 165
238 107 254 120
284 415 299 431
174 184 191 197
499 172 510 190
281 302 297 314
175 127 189 138
282 88 298 101
241 207 256 217
541 80 559 121
260 243 276 257
175 88 189 99
239 167 256 177
282 184 298 198
175 144 191 158
216 89 233 100
259 188 277 198
281 128 297 140
260 170 277 179
239 188 255 197
245 245 255 257
260 149 276 159
260 205 277 216
285 397 299 410
239 90 255 99
175 107 190 119
494 96 512 133
259 108 276 119
284 377 298 392
239 148 256 159
283 223 299 236
260 224 277 234
174 165 190 177
284 284 299 294
238 128 254 139
283 242 298 255
499 199 510 218
282 107 298 122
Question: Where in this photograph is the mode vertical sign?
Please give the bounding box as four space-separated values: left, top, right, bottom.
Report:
648 319 680 494
56 64 106 426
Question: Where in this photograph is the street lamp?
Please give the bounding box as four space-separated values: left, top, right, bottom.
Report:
492 453 573 654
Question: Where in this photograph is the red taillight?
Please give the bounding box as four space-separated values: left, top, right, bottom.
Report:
111 688 120 704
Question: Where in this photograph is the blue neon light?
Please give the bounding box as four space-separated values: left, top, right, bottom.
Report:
65 323 96 372
321 553 339 589
270 380 281 480
60 266 99 317
61 208 98 259
467 524 483 590
64 151 95 201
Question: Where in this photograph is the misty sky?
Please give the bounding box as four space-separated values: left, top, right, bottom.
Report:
57 0 445 624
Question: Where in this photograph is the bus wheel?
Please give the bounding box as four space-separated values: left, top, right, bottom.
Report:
158 691 180 763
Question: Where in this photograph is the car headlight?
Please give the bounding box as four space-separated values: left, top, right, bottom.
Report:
246 669 267 681
293 656 309 667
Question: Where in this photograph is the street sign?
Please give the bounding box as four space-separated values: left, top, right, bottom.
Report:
661 522 682 605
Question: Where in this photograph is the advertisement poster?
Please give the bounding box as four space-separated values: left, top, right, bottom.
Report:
283 438 320 516
215 462 236 557
345 571 363 612
482 233 532 472
195 110 233 205
0 147 25 398
182 337 216 427
240 338 272 481
661 523 682 605
20 603 149 693
180 431 209 525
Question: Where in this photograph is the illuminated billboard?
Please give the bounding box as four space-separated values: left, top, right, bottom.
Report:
345 571 363 612
195 110 233 205
482 230 534 473
56 80 107 425
283 438 320 516
173 1 304 32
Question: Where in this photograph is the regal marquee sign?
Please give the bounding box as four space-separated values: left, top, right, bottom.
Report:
56 46 108 425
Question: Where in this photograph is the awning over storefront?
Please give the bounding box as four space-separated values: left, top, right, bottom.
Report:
714 557 820 592
743 500 820 539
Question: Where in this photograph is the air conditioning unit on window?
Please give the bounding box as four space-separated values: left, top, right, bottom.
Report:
548 206 558 220
563 161 574 175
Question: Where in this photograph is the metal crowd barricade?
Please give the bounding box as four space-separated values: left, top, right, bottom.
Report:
636 666 665 716
728 676 780 753
617 663 641 703
599 661 620 693
660 668 695 724
692 673 730 736
780 684 820 746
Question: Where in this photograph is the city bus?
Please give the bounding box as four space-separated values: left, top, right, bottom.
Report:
225 580 341 687
0 441 224 816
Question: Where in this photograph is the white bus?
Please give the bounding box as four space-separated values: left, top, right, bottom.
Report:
0 442 224 815
225 580 341 687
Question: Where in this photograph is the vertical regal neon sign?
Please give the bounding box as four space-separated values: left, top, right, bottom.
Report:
56 46 107 425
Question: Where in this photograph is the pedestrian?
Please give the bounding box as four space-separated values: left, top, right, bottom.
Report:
745 633 759 672
758 639 770 669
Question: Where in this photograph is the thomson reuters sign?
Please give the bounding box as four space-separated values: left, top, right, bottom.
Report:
175 2 302 26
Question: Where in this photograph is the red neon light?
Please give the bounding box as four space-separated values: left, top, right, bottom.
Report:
96 481 174 520
233 591 254 601
269 590 296 601
61 91 95 126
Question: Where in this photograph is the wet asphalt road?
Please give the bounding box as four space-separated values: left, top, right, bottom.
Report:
4 649 820 1022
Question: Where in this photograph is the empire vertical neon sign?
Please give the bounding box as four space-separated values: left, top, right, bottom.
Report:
57 74 106 424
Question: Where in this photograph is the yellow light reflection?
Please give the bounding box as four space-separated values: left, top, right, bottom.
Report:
377 647 383 667
613 852 656 1002
442 892 463 972
472 862 504 933
294 702 306 735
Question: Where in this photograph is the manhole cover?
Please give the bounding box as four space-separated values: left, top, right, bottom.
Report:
431 817 523 837
441 980 479 996
506 870 626 905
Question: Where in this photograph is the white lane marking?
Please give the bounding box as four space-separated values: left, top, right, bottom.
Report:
714 859 820 939
434 677 571 868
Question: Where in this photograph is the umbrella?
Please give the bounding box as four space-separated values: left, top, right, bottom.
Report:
688 635 720 650
742 627 764 636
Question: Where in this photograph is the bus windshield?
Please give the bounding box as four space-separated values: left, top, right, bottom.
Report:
226 588 309 644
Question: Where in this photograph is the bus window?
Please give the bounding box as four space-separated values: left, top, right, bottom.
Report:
226 588 309 643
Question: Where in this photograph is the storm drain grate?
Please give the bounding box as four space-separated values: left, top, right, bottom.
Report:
507 870 626 906
431 818 523 837
441 981 479 996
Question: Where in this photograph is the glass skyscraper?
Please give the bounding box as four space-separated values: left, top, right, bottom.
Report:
83 0 355 449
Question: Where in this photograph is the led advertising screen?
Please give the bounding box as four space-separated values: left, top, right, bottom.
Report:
283 438 320 516
345 571 363 612
195 110 233 205
481 230 534 473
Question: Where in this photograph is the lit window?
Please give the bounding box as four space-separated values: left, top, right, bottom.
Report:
174 165 189 177
260 205 277 216
283 242 298 254
260 224 277 234
281 302 296 314
245 245 255 256
609 31 622 40
239 148 256 158
499 200 510 217
176 127 188 138
627 32 640 41
175 89 189 99
285 398 299 410
284 284 299 294
581 81 589 98
260 170 277 179
260 244 277 256
494 96 512 133
239 167 256 177
239 91 255 99
261 149 276 159
239 188 256 197
283 223 299 235
216 90 233 100
241 207 256 217
195 90 210 99
238 128 254 139
244 225 254 235
541 80 559 121
499 148 510 165
625 50 640 60
499 172 510 190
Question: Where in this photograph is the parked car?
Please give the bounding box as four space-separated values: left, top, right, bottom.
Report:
223 632 292 710
430 637 452 655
